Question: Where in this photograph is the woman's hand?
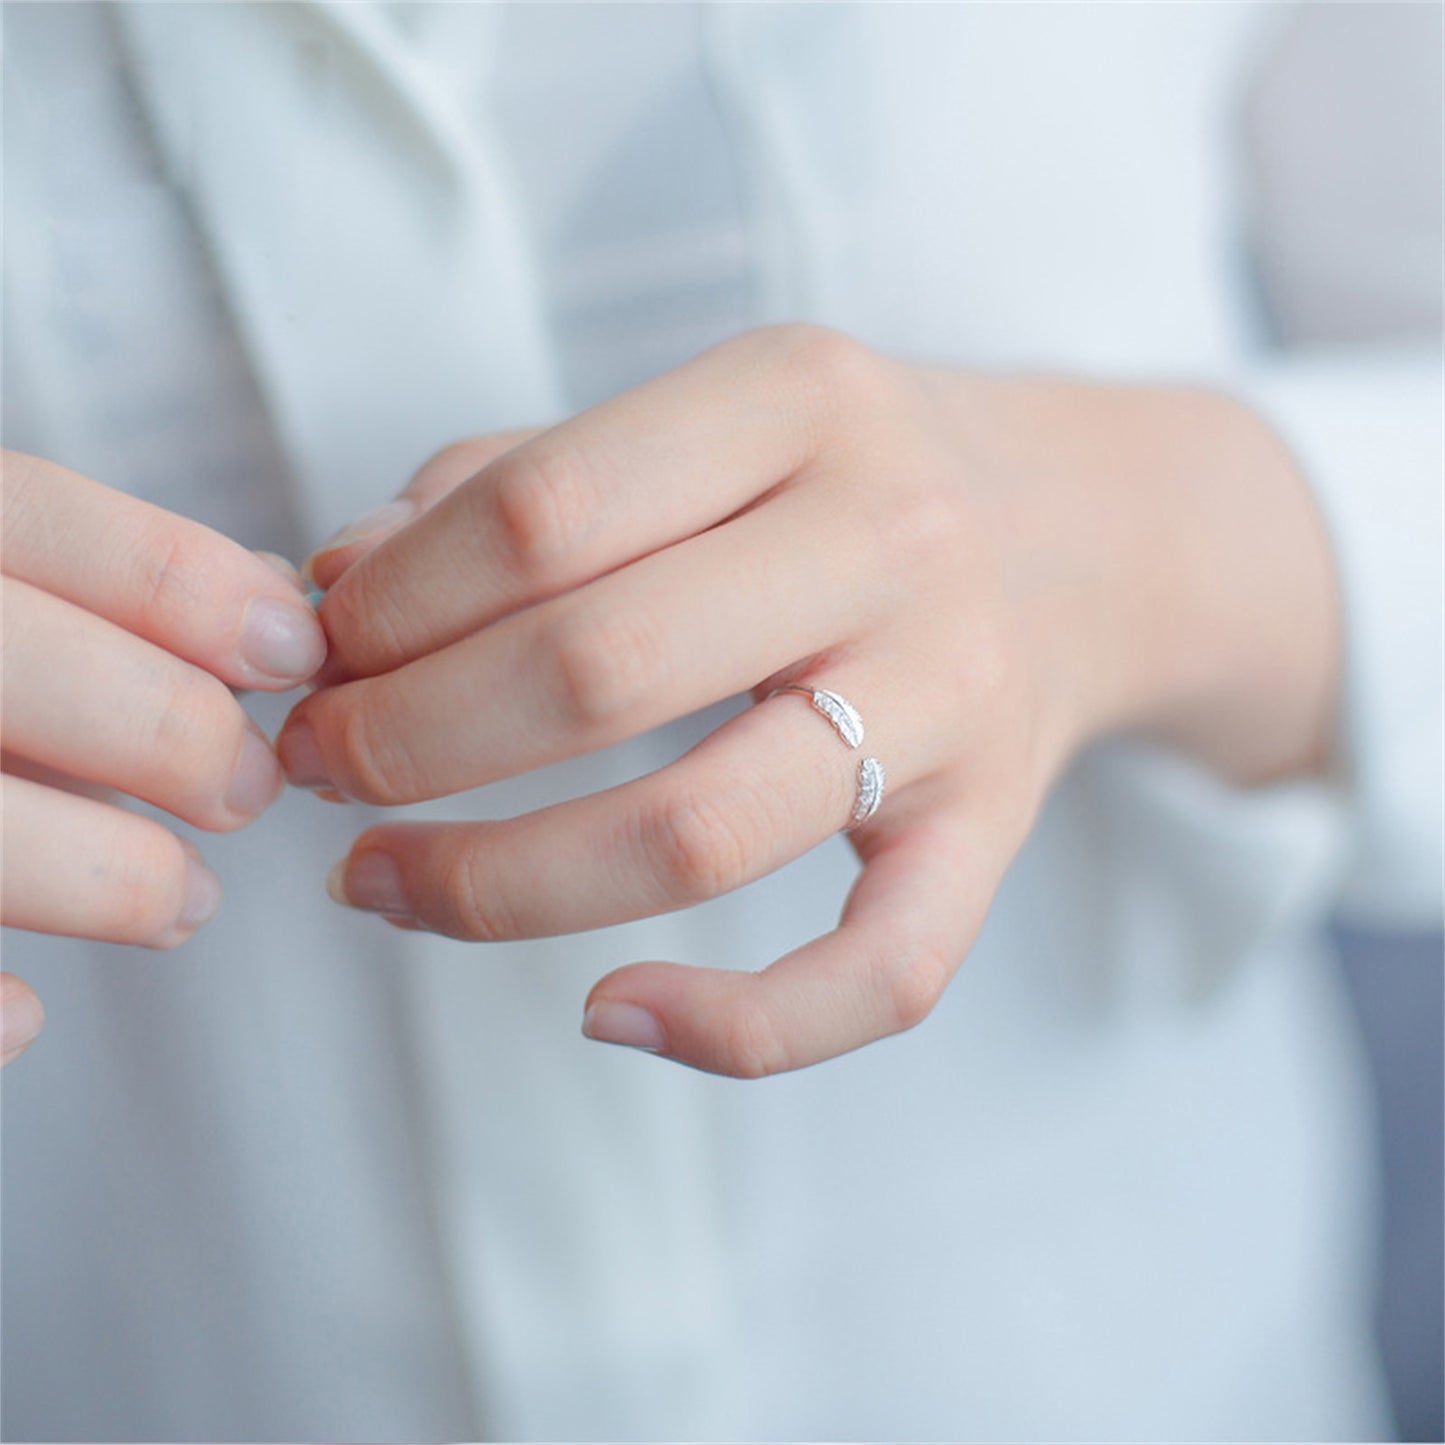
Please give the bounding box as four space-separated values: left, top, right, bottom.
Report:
281 326 1340 1077
0 452 328 1064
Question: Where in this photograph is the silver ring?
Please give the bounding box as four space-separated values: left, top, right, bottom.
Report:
766 684 886 829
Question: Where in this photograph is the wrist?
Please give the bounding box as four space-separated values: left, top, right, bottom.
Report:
932 370 1342 788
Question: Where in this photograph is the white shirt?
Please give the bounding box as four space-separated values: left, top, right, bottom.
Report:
2 4 1439 1439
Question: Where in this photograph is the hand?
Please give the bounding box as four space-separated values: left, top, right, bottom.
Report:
0 452 328 1065
281 327 1339 1077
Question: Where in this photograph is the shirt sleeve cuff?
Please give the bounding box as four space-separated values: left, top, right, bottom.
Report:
1234 346 1443 928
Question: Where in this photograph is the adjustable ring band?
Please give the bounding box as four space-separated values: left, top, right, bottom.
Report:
766 684 886 829
851 756 886 828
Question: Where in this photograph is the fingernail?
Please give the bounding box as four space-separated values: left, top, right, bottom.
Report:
582 1000 665 1053
310 500 415 563
226 727 283 820
1 989 44 1062
327 852 410 917
240 598 327 682
253 550 309 593
178 857 223 931
278 720 335 791
258 550 326 610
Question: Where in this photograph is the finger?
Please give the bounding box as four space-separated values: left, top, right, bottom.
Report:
581 808 1004 1077
2 578 283 830
304 430 541 592
281 479 887 804
0 774 223 948
321 667 905 937
2 450 327 689
2 750 117 804
1 972 45 1067
319 325 876 680
253 550 311 593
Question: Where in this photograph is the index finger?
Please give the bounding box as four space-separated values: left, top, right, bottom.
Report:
2 451 327 690
303 429 542 592
319 324 874 682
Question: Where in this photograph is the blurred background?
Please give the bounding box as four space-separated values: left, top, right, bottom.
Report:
1334 925 1443 1444
1245 7 1442 1439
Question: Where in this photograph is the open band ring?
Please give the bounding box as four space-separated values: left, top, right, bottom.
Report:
765 684 886 830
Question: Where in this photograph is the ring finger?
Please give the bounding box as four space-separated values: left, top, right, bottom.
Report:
323 651 923 939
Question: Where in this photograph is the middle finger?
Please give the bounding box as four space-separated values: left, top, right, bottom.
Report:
318 325 866 681
280 480 883 805
2 577 282 830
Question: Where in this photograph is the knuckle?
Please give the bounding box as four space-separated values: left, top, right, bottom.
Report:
648 789 753 903
489 444 596 579
960 609 1016 713
442 838 516 942
718 997 792 1080
764 321 861 374
143 668 242 801
767 323 883 418
548 607 662 733
129 524 203 635
108 827 190 941
884 943 952 1034
322 565 412 672
871 473 972 576
327 687 417 804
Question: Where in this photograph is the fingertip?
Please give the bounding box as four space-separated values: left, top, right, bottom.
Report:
1 975 45 1067
302 622 356 690
581 996 667 1054
325 857 350 906
223 726 285 825
582 960 713 1063
183 857 224 929
275 714 337 793
252 550 309 594
237 596 329 689
156 850 224 948
255 549 328 619
303 499 417 590
587 961 797 1079
303 546 352 593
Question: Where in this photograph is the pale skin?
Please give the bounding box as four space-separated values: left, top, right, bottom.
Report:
0 326 1341 1075
0 455 328 1064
